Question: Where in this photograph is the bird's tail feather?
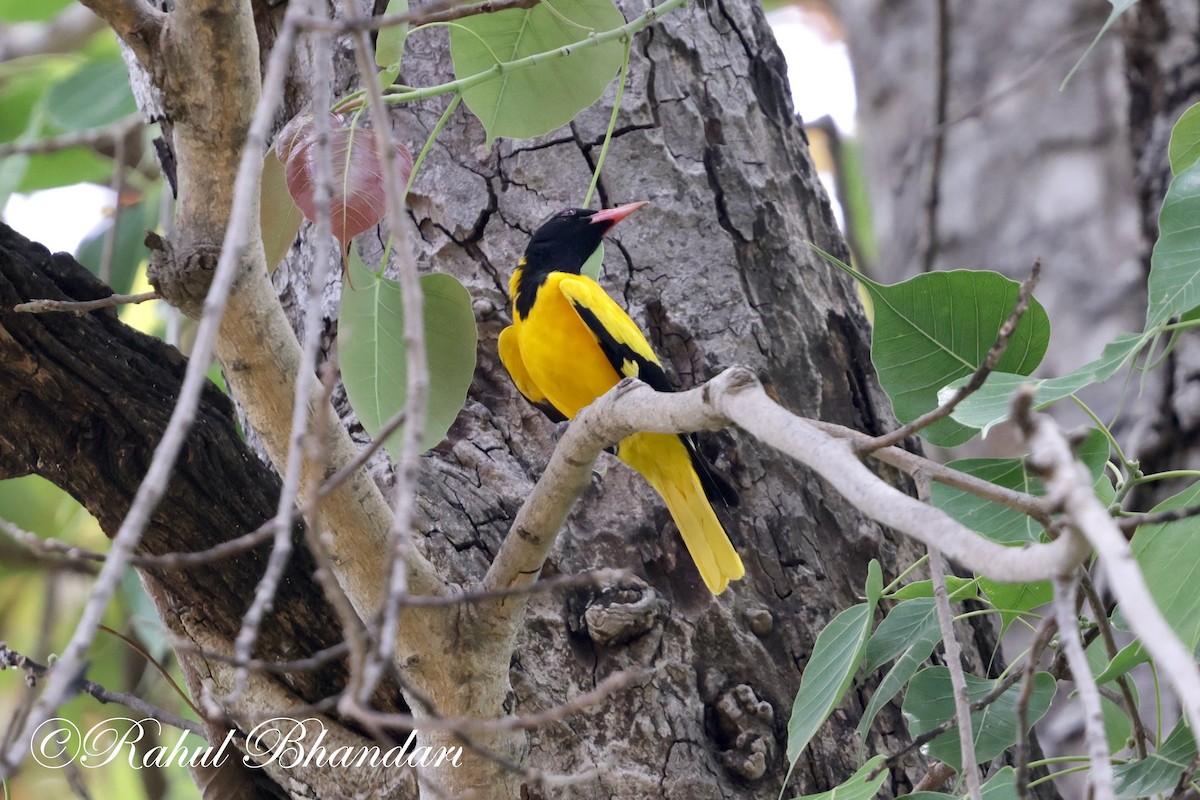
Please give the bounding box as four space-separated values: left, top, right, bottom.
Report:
621 433 745 595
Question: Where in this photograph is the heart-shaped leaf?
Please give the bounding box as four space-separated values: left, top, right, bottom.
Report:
276 112 413 246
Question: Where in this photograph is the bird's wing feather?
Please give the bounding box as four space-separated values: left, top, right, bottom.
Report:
557 276 672 391
498 324 568 423
559 276 739 508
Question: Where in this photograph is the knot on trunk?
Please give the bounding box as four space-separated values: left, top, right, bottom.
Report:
147 232 220 318
713 683 774 781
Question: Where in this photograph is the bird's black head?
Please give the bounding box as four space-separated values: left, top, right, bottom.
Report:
520 202 647 277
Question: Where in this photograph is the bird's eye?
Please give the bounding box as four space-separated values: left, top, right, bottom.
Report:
559 209 575 218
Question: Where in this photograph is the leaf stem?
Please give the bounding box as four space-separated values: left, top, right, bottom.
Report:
405 92 462 199
582 35 631 208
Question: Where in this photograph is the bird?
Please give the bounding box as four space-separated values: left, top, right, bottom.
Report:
497 202 745 594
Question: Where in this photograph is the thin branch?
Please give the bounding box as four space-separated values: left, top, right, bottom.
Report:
485 368 1092 659
336 669 647 735
349 28 430 706
921 0 951 273
1118 502 1200 532
13 291 159 315
227 0 339 705
860 258 1041 454
0 644 204 738
874 667 1024 777
0 0 294 776
169 638 350 675
0 115 142 159
1015 617 1057 800
305 0 538 33
1080 572 1149 757
818 420 1053 528
1053 574 1115 800
1013 388 1200 751
929 544 982 800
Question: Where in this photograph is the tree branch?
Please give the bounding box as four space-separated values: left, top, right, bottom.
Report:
76 0 164 64
0 644 204 738
1052 574 1114 800
1014 387 1200 751
483 368 1093 665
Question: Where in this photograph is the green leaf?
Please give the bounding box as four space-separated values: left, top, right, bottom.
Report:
861 269 1050 447
582 242 604 280
859 599 940 738
865 598 938 672
947 332 1147 434
901 766 1018 800
260 147 303 271
1086 638 1134 752
376 0 410 87
1113 718 1196 798
789 755 887 800
449 0 626 144
1094 640 1148 685
45 58 137 132
76 188 160 295
866 559 883 606
1062 0 1138 89
902 668 1056 771
785 602 876 767
340 251 478 455
1147 158 1200 329
1130 481 1200 655
1170 103 1200 175
977 578 1052 634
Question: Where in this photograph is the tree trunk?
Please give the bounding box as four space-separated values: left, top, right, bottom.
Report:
0 0 1019 797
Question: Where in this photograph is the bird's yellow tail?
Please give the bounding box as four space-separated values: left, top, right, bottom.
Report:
619 433 745 594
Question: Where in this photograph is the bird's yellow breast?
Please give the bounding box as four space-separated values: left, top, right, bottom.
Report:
510 271 625 419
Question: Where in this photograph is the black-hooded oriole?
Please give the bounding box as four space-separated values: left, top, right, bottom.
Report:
498 202 745 594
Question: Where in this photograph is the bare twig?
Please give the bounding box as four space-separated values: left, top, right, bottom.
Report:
874 667 1024 777
1053 574 1115 799
0 115 142 159
929 544 982 800
1168 755 1200 800
1080 572 1149 757
1118 502 1200 532
227 0 339 705
1014 388 1200 751
0 644 204 738
1015 617 1057 800
339 669 647 735
302 0 537 33
921 0 951 273
348 28 430 707
13 291 159 314
860 258 1041 454
818 420 1053 528
0 0 295 777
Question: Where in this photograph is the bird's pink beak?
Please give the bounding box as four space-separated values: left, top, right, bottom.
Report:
590 201 648 227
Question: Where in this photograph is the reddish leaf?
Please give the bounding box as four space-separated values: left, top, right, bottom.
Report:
276 112 413 245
